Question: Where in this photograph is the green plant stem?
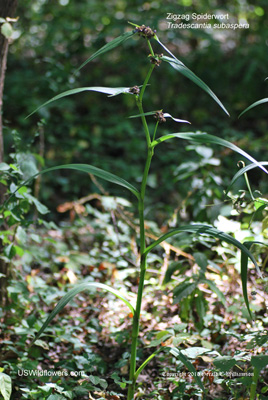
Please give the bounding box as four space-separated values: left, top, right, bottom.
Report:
127 149 153 400
139 64 155 105
136 98 152 147
147 38 155 56
127 253 147 400
152 121 159 142
127 41 156 400
249 367 259 400
244 171 255 201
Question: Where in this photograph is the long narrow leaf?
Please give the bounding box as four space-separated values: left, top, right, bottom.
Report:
155 35 228 116
129 111 190 124
160 54 229 116
144 224 260 274
27 86 135 118
239 98 268 118
31 282 135 345
163 113 190 124
170 348 205 391
134 348 162 381
200 278 226 305
241 243 252 319
155 36 179 61
240 241 267 319
173 282 197 304
143 224 262 318
75 30 136 72
129 111 157 118
6 164 140 203
152 132 268 175
225 162 268 196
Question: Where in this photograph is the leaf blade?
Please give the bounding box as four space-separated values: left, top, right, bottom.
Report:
173 281 197 304
163 113 190 124
27 86 135 118
241 241 268 318
7 163 140 202
143 223 261 319
75 30 136 72
129 111 190 124
31 282 135 345
152 132 268 175
160 54 229 116
200 278 226 305
239 98 268 118
0 373 12 400
170 348 205 391
225 162 268 196
134 348 162 381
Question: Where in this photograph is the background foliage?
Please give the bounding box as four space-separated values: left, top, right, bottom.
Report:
1 0 268 399
4 0 268 220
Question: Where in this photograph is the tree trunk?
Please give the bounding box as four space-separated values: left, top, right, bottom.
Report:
0 0 18 307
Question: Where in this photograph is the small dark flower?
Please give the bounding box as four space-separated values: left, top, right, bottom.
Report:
154 110 166 123
149 53 163 67
135 25 156 39
129 86 140 95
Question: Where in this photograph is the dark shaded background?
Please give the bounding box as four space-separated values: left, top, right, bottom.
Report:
3 0 268 223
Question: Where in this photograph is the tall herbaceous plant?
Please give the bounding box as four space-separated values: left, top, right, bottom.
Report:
11 23 267 399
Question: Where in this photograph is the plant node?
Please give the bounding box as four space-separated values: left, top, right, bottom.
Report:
149 53 163 67
154 110 166 123
134 25 156 39
129 86 140 95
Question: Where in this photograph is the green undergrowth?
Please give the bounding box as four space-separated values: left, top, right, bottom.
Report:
1 193 268 400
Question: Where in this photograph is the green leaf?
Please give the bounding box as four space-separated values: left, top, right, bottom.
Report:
194 293 206 328
200 278 226 305
148 332 173 347
134 348 162 381
163 261 184 284
193 252 208 272
34 339 49 350
182 347 210 359
170 348 205 391
15 226 27 245
129 111 190 124
0 163 10 171
75 30 136 72
173 282 197 304
163 113 190 124
213 356 236 372
225 162 268 196
251 355 268 370
239 98 268 118
4 244 16 260
31 282 135 345
6 164 140 204
144 224 261 319
1 22 13 39
152 132 268 175
89 375 101 385
0 372 12 400
160 54 229 116
25 194 49 215
47 395 67 400
129 111 157 118
27 86 136 118
240 241 267 319
144 224 259 272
